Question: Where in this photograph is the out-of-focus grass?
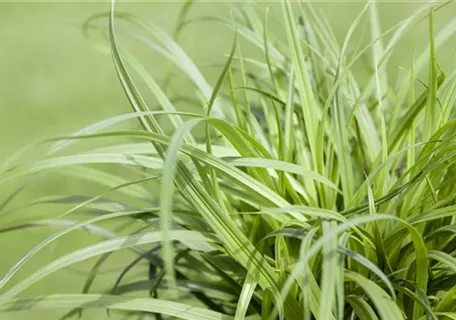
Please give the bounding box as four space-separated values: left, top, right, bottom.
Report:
0 1 455 319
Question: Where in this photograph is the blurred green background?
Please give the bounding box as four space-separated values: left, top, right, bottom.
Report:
0 1 455 319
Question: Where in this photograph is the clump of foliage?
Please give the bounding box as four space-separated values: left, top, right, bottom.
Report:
1 1 456 319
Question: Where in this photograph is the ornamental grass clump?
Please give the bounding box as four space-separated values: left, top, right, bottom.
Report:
1 1 456 319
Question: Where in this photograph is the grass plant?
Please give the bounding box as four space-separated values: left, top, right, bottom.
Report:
1 1 456 319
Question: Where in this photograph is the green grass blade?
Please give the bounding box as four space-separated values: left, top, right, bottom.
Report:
0 230 216 301
344 271 404 320
0 294 233 320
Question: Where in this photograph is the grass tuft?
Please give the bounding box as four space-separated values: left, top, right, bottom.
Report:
2 1 456 319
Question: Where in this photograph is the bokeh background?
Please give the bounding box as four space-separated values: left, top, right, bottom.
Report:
1 1 455 319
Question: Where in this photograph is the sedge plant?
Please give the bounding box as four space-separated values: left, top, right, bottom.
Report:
1 0 456 319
